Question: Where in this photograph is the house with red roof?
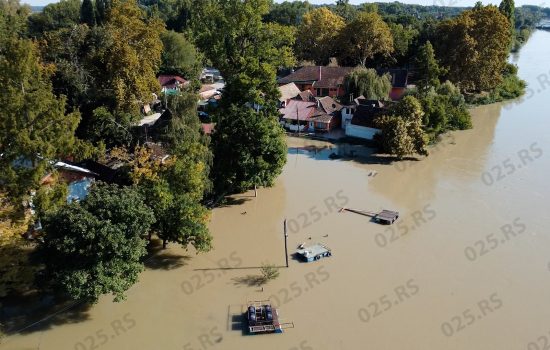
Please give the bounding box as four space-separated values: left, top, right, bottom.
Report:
277 66 409 100
158 75 188 93
279 96 343 132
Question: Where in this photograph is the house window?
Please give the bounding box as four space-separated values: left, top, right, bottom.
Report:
315 122 325 129
316 88 329 96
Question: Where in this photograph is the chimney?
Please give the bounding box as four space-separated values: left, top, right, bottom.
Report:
318 66 322 81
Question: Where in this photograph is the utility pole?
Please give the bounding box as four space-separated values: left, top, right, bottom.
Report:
284 219 289 268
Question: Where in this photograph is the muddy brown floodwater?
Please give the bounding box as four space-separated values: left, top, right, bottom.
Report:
2 31 550 350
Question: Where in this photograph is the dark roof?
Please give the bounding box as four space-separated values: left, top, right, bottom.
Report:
278 66 354 88
376 69 408 88
351 104 387 128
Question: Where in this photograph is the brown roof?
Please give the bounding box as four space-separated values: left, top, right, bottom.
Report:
278 66 354 89
279 100 317 121
297 90 315 102
310 114 335 123
278 83 301 102
317 96 343 114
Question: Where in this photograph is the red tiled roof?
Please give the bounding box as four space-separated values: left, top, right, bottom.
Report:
158 75 187 88
279 100 317 121
201 123 215 135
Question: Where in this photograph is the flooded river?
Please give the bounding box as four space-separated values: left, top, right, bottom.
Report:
2 30 550 350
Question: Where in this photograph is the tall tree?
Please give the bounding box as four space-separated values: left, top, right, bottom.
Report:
0 35 80 201
344 68 392 100
339 11 394 67
376 96 428 159
100 0 165 113
211 105 287 194
499 0 515 36
160 30 201 79
295 7 345 65
193 0 295 106
334 0 356 22
94 0 109 25
38 183 155 303
415 41 445 92
436 5 512 91
80 0 95 26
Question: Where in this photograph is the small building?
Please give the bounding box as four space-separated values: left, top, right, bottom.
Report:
158 75 188 93
40 162 99 203
279 96 342 133
344 100 387 141
279 99 317 132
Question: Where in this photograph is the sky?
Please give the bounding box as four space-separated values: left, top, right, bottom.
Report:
22 0 548 9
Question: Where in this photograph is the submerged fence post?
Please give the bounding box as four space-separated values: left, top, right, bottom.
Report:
284 219 289 268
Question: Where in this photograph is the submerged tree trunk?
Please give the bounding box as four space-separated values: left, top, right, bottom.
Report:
163 238 167 249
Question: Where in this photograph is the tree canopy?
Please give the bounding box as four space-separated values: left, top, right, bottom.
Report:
39 183 155 302
0 34 80 201
211 105 287 194
339 11 394 66
376 96 428 159
344 68 392 101
295 7 345 65
436 5 512 92
160 30 201 79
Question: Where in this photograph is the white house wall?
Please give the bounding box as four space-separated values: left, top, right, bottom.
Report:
345 124 380 140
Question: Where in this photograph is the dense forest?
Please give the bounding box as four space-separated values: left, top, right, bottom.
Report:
0 0 547 309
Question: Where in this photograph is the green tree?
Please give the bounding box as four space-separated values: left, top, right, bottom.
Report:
344 68 392 100
39 183 155 303
80 0 95 26
28 0 81 37
265 0 312 26
295 7 345 65
376 96 427 159
339 11 394 67
415 41 445 92
388 22 418 64
211 105 287 194
160 30 201 79
94 0 109 25
194 0 295 106
100 0 165 113
334 0 356 22
0 0 30 38
40 25 93 109
436 5 512 91
0 35 80 202
499 0 515 37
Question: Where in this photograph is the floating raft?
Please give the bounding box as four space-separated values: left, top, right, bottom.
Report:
339 207 399 225
246 300 294 334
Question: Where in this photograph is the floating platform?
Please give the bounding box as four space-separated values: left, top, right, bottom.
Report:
339 207 399 225
296 243 332 262
374 210 399 225
246 300 294 334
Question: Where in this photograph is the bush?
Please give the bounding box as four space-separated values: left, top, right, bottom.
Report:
260 263 280 283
